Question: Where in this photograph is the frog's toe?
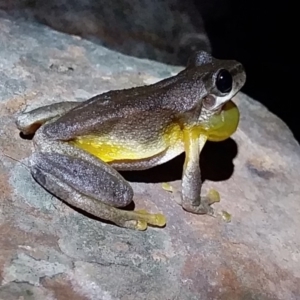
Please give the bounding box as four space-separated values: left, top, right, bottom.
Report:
206 189 221 205
116 209 166 230
134 209 167 228
121 220 148 231
162 183 182 205
219 210 232 223
136 220 148 231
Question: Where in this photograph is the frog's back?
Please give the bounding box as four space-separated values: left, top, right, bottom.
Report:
59 86 187 164
42 70 205 142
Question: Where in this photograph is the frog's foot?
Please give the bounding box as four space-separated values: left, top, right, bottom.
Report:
182 189 220 216
116 209 167 231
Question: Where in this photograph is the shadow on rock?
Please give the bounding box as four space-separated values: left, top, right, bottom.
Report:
122 137 238 184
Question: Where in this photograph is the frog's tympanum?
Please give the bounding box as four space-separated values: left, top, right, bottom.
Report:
16 51 246 230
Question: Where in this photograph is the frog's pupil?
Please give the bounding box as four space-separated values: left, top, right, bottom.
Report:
216 69 232 93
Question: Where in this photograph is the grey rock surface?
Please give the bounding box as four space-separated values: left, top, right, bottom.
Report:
0 15 300 300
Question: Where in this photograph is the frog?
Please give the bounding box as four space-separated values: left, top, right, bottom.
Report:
15 51 246 230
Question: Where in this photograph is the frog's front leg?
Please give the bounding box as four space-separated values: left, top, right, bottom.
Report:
180 129 220 215
16 101 79 135
30 130 166 230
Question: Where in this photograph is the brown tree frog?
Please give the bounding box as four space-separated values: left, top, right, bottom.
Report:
16 51 246 230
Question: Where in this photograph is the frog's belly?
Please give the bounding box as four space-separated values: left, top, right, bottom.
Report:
70 123 184 165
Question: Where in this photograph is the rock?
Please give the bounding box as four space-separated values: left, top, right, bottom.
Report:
0 0 210 65
1 15 300 300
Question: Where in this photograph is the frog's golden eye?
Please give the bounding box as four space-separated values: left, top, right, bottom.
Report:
216 69 232 94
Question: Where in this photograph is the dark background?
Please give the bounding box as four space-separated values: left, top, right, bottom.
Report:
199 0 298 141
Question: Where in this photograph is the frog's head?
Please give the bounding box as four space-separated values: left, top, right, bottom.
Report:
187 51 246 112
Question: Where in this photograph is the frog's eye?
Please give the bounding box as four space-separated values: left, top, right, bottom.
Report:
216 69 232 93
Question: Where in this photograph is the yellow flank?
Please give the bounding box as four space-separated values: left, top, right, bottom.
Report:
71 137 156 162
70 100 239 162
162 122 183 147
70 122 184 163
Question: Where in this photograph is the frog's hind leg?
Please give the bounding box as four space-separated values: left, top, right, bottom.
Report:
16 101 79 135
29 134 166 230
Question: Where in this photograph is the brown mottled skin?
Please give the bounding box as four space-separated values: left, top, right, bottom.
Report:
15 51 246 230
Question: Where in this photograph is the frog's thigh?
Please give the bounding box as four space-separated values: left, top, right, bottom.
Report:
30 151 166 230
31 151 133 208
16 101 79 135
